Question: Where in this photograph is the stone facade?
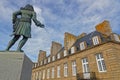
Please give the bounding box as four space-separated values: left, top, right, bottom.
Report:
32 20 120 80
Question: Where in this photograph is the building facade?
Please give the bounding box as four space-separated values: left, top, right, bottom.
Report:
32 20 120 80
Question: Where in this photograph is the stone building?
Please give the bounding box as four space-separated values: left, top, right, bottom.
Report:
32 20 120 80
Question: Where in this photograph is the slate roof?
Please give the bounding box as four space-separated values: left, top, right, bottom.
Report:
72 31 109 51
53 31 110 56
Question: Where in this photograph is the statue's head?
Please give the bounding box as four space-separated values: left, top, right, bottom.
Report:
21 4 34 11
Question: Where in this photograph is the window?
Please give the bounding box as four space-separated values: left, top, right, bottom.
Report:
64 50 67 57
82 58 89 73
57 53 60 59
96 53 107 72
64 63 68 77
39 71 42 80
114 34 120 42
34 63 37 68
57 66 60 78
92 36 100 45
72 60 77 76
35 72 39 80
47 68 50 79
38 62 40 66
48 57 51 63
32 73 35 80
71 47 75 54
44 59 47 64
52 56 55 61
42 70 45 79
41 61 43 65
80 42 85 50
51 67 55 78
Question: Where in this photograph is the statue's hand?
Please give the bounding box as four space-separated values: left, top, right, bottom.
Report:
38 24 45 28
40 24 45 28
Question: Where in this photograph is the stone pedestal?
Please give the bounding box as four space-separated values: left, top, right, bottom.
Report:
0 51 33 80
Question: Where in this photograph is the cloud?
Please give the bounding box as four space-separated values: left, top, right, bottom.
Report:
0 0 120 62
24 0 120 62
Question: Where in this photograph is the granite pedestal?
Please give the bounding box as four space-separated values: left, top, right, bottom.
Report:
0 51 33 80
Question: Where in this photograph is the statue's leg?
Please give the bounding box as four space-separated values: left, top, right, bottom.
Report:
17 36 28 52
6 35 20 51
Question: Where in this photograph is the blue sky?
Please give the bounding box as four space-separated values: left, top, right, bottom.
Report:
0 0 120 62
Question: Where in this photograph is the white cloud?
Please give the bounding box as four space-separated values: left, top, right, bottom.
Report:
34 6 45 23
0 1 14 21
0 0 120 62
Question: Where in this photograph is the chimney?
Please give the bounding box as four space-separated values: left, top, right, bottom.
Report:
38 50 46 62
50 41 62 56
95 20 112 36
64 32 77 50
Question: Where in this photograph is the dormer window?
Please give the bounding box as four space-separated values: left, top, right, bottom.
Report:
41 61 43 65
48 57 51 63
92 36 100 45
52 56 55 61
113 34 120 42
80 42 86 50
71 47 75 54
57 53 60 59
44 59 47 64
64 50 67 57
34 63 37 68
38 62 40 66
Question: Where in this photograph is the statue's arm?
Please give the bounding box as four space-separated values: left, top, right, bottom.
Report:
12 10 21 24
32 12 44 28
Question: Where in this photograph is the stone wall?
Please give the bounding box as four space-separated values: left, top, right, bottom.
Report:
32 42 120 80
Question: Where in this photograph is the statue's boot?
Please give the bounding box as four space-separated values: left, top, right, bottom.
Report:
5 35 20 51
17 37 28 52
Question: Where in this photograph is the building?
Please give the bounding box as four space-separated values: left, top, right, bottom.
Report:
32 20 120 80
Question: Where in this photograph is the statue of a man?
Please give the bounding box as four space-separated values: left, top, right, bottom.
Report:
6 4 45 52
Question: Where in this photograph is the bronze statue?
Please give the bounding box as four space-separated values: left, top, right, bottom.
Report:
6 4 45 52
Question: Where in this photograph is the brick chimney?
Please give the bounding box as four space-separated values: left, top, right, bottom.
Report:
38 50 46 62
64 32 77 50
95 20 112 36
50 41 62 56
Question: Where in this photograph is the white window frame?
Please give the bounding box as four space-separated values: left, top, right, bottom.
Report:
80 42 86 50
38 62 40 66
64 50 67 57
64 63 68 77
41 61 43 65
32 72 35 80
35 72 39 80
44 59 47 64
57 66 60 78
39 71 42 80
47 68 50 79
95 53 107 72
114 34 120 42
71 47 75 54
92 36 100 45
72 60 77 76
52 56 55 61
34 63 37 68
42 70 45 79
57 53 60 59
48 57 51 63
82 58 89 73
51 67 54 78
